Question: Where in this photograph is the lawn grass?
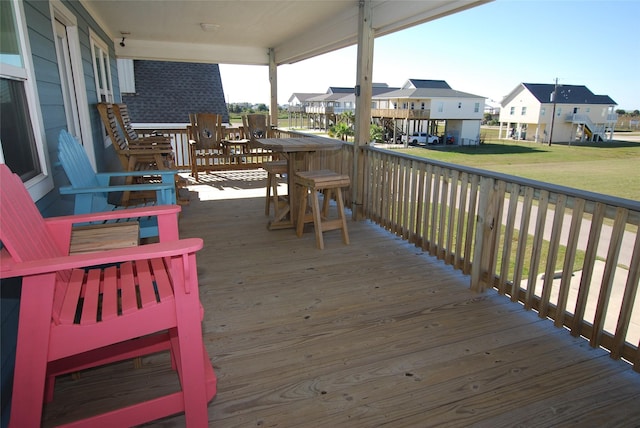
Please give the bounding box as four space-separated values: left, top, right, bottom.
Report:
398 134 640 201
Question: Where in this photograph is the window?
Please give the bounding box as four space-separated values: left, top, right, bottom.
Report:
541 107 546 116
437 102 444 113
421 102 425 110
521 107 527 115
90 31 113 103
510 106 515 115
458 102 462 109
474 102 480 113
0 0 51 198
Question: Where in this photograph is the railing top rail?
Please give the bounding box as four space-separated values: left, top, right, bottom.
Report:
365 144 640 213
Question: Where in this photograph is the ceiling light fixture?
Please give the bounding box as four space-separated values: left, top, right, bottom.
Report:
200 23 220 32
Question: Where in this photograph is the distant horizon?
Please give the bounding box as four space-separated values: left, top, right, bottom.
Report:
220 0 639 111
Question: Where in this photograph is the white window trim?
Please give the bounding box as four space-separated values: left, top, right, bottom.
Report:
50 0 96 170
89 29 114 147
0 0 53 200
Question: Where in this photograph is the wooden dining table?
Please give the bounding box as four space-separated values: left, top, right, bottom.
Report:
255 136 343 230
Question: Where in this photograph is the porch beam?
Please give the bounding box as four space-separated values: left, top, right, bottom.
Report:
269 48 278 127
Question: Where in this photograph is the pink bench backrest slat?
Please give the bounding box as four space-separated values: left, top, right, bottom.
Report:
0 164 65 263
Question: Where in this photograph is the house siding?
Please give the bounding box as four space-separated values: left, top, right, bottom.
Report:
122 61 229 124
1 2 121 423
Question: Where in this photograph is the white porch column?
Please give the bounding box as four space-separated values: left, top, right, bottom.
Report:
353 0 374 220
268 48 278 127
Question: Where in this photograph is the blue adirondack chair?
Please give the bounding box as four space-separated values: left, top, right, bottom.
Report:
57 129 178 238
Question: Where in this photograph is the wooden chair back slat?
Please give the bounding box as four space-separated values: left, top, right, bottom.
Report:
113 103 140 143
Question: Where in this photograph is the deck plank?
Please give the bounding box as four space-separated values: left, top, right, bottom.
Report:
41 171 640 427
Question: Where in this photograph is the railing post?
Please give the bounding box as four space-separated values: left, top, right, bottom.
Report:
470 177 497 292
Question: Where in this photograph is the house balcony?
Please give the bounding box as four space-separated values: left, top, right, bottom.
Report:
42 129 640 425
372 108 432 120
306 106 335 115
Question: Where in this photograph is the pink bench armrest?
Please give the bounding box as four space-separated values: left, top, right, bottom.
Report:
0 238 203 279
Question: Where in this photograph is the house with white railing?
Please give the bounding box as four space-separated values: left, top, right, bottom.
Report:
372 79 486 145
498 83 618 143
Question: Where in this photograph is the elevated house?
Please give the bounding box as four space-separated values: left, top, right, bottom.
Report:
498 83 618 143
372 79 486 145
300 84 397 130
287 92 323 128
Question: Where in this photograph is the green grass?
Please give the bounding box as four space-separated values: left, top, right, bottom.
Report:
398 135 640 201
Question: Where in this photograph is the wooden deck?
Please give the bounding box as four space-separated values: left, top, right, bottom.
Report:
43 170 640 427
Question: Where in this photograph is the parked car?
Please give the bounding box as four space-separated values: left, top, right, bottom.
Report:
401 132 439 145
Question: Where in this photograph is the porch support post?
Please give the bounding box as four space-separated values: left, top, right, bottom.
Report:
353 0 374 220
268 48 278 127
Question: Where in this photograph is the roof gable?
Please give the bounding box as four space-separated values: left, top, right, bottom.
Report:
122 61 229 123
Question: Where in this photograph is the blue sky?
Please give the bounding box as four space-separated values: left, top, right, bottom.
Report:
219 0 640 110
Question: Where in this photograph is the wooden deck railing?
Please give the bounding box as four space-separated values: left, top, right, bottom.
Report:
137 125 639 370
361 145 639 371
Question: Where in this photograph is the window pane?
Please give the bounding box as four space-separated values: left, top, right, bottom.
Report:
0 0 23 67
1 78 41 181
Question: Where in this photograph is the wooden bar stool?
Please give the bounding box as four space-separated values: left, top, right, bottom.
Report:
263 159 288 217
294 169 350 249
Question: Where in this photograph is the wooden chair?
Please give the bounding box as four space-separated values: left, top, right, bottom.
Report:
295 169 350 249
0 164 216 427
113 103 174 156
242 114 289 216
97 102 174 172
188 112 225 181
58 129 176 239
97 103 180 204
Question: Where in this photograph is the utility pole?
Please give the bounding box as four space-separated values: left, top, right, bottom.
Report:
548 77 558 146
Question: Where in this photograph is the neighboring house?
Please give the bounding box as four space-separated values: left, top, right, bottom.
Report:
306 87 355 129
373 79 486 145
120 60 229 124
498 83 617 143
287 92 323 128
287 84 398 130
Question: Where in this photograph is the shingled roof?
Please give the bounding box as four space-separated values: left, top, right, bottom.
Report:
122 61 229 123
522 83 617 105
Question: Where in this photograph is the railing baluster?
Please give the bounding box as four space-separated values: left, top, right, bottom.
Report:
591 207 629 348
498 183 520 295
421 164 434 252
556 197 585 327
454 172 469 271
437 168 449 260
611 225 640 363
525 189 549 310
572 202 606 338
446 170 460 265
430 166 441 257
463 174 479 276
539 193 567 318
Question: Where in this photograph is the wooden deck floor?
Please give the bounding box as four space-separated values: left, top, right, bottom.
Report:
43 171 640 427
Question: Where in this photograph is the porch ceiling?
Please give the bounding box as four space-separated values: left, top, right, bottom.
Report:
82 0 491 65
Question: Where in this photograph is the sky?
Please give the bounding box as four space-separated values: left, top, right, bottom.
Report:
219 0 640 111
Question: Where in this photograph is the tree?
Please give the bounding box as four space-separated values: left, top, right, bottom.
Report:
328 122 353 141
370 124 384 143
615 109 626 115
